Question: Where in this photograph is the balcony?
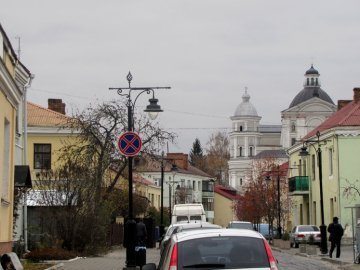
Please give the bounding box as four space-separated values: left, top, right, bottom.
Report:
288 176 309 196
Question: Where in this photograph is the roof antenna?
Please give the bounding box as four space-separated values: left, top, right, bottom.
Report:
15 36 21 60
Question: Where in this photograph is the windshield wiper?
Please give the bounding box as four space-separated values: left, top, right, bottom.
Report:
183 263 226 268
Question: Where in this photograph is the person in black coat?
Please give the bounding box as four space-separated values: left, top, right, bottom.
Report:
328 216 344 258
136 219 148 246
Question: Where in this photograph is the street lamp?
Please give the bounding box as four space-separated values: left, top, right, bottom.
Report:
110 72 170 268
299 130 328 255
167 164 178 224
265 165 282 239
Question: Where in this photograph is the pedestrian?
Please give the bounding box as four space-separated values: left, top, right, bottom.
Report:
328 216 344 258
136 218 148 246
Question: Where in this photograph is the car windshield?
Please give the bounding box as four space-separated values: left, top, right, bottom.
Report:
298 226 319 232
230 223 253 230
177 236 269 269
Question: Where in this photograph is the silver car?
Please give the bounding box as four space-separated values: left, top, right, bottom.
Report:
290 225 321 248
160 222 221 254
145 228 279 270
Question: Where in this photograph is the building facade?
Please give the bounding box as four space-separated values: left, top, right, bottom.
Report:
228 90 282 192
0 24 31 255
287 88 360 238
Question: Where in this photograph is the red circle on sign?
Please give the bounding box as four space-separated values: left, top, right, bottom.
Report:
117 132 142 157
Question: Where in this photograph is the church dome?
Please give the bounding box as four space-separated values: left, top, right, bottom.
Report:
305 65 319 75
234 90 258 116
289 87 334 108
289 65 334 108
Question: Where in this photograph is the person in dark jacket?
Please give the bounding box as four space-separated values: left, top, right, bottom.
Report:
136 219 148 246
328 216 344 258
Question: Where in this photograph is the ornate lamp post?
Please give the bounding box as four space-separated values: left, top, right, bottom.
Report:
299 130 328 254
110 72 170 268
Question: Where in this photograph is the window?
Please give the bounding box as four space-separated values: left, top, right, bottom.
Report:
329 148 333 176
2 118 10 200
154 178 160 186
291 122 296 132
239 147 242 157
34 144 51 169
249 146 253 157
239 126 243 132
193 180 196 190
240 178 243 186
291 138 296 146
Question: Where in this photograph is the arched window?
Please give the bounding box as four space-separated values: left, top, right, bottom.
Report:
249 146 253 157
239 126 243 132
315 78 318 85
311 78 314 85
307 78 309 85
239 147 243 157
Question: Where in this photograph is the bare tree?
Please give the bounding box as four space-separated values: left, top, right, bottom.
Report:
205 131 230 184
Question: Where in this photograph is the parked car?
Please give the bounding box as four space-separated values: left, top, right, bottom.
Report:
290 225 321 248
160 222 221 254
227 221 254 230
255 223 276 240
144 228 279 270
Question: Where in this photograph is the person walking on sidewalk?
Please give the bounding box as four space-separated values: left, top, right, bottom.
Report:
328 216 344 258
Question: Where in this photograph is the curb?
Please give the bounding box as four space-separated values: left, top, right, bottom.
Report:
44 263 64 270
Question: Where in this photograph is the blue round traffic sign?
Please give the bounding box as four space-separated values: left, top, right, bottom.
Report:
117 132 142 157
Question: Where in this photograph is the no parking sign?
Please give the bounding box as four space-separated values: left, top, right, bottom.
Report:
117 132 142 157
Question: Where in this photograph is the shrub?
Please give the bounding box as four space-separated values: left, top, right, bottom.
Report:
281 232 290 241
24 248 77 262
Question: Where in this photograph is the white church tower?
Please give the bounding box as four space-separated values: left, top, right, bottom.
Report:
228 89 261 191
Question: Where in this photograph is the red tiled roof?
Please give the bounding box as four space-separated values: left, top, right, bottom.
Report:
304 100 360 139
215 185 241 200
27 102 70 127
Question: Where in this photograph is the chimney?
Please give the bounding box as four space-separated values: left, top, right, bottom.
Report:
354 88 360 103
48 99 66 114
166 153 189 170
337 100 351 111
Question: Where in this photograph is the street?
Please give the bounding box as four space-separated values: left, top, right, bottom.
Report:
274 250 340 270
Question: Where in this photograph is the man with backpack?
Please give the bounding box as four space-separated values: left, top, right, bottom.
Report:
328 216 344 258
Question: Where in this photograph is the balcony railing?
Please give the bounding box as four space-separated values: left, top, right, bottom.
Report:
288 176 309 195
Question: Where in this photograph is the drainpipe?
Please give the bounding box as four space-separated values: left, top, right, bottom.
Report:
23 74 34 252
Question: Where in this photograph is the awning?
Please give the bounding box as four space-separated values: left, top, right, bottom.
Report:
14 165 32 188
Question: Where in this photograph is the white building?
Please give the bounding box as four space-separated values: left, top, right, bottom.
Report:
280 65 336 148
228 65 336 192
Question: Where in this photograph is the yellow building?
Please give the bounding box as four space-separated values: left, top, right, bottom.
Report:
27 99 77 181
214 185 240 228
0 24 31 255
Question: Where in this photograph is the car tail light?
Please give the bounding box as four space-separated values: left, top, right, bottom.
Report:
297 234 305 238
168 243 178 270
263 239 279 270
316 234 321 238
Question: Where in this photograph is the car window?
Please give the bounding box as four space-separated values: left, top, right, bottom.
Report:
177 216 189 222
190 215 201 221
177 236 269 269
298 225 319 232
230 223 253 230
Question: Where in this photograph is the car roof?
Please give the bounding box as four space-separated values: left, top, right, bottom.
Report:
229 221 252 224
173 228 264 242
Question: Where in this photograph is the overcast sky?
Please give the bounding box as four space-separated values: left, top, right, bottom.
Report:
1 0 360 154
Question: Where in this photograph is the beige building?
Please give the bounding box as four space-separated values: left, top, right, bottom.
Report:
0 24 32 255
213 185 240 228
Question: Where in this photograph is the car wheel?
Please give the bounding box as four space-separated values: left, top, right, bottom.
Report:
295 242 299 248
290 241 294 248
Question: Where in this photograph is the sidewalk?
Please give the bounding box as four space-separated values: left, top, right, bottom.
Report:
271 244 359 270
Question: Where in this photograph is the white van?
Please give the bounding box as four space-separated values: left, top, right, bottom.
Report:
171 203 206 224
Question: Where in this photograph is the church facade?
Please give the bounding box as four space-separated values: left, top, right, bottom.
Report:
228 65 337 191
